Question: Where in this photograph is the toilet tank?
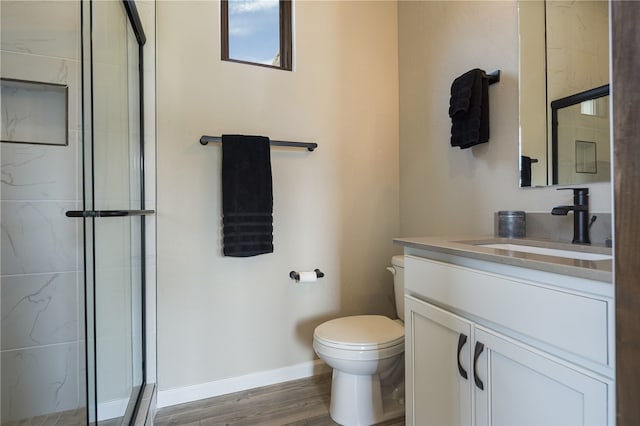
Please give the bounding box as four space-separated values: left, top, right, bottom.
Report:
390 255 405 321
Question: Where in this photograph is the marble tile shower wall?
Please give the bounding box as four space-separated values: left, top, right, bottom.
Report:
1 1 84 421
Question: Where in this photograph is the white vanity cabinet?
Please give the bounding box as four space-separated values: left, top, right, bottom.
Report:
404 254 614 426
474 326 608 426
405 296 474 425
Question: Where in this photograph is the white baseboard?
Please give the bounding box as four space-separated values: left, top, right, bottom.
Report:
157 359 329 409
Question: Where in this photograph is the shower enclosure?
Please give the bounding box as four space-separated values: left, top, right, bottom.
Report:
1 0 153 423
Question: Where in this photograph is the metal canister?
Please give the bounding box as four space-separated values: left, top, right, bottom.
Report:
497 211 526 238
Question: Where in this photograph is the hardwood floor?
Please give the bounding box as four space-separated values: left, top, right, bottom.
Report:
1 408 86 426
154 373 405 426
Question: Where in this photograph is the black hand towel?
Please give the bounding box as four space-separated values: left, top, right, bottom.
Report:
222 135 273 257
449 68 490 149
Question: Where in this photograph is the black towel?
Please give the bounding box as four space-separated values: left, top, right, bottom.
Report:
449 68 490 149
222 135 273 257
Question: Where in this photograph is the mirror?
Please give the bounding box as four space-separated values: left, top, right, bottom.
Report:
551 84 609 185
518 0 610 187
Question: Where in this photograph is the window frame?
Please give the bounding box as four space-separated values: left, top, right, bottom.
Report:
221 0 292 71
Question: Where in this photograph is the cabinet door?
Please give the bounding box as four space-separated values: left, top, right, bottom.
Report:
405 296 474 426
474 327 609 426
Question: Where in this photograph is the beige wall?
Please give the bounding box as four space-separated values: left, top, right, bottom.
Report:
157 1 399 391
398 0 611 238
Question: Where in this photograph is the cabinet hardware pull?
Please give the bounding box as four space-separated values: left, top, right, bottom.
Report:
457 333 468 380
473 341 485 390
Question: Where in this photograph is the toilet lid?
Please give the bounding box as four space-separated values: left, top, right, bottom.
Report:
314 315 404 350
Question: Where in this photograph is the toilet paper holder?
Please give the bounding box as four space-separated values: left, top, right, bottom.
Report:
289 269 325 281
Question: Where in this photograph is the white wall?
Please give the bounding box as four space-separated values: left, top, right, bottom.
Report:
157 1 399 392
398 0 611 239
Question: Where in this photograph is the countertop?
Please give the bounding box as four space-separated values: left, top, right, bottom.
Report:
394 236 613 283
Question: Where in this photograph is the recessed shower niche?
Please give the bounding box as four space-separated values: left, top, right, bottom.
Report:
1 78 68 146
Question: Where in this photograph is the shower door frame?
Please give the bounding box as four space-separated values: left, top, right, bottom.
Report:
71 0 153 423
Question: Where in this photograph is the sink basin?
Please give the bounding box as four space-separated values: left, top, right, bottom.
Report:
479 243 612 261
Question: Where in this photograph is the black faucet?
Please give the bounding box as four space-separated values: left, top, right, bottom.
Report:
551 188 591 244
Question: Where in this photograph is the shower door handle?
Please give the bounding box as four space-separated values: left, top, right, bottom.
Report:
65 209 155 218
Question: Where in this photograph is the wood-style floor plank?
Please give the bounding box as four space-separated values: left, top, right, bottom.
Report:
1 407 86 426
154 374 405 426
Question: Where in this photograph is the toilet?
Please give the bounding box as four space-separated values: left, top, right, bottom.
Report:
313 255 405 426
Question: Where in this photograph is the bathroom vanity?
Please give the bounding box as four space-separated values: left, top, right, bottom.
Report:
394 236 614 426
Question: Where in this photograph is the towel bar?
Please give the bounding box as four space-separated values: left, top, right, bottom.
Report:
200 135 317 152
483 70 501 85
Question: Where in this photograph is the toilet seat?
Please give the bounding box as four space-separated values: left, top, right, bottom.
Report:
314 338 404 361
313 315 404 351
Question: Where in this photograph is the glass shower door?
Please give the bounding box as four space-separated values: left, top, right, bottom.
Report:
71 0 151 423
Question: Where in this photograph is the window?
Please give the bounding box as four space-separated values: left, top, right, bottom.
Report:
221 0 292 71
